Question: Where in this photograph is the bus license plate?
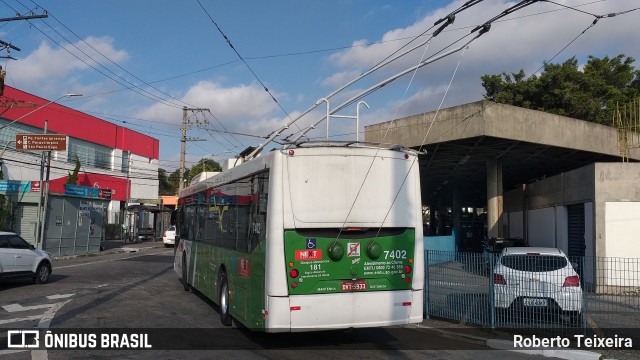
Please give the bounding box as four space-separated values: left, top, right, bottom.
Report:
523 298 547 307
341 280 367 291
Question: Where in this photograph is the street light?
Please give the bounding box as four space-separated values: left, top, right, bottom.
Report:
0 93 82 132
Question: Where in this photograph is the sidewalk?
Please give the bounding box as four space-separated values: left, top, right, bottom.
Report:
100 237 167 253
52 238 167 261
414 317 640 360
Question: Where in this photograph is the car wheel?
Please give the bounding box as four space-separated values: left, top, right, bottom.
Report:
182 253 191 292
219 273 232 326
34 262 51 284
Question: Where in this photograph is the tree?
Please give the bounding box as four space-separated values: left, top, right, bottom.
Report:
187 158 222 184
168 168 184 192
481 54 640 125
158 168 174 195
66 156 81 185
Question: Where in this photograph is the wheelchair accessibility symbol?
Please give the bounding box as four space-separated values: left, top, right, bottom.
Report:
306 238 316 249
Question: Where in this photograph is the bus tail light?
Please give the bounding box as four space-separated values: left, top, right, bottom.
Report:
494 273 507 285
291 282 298 288
402 302 411 306
404 265 412 274
405 277 411 284
290 306 301 311
290 269 299 278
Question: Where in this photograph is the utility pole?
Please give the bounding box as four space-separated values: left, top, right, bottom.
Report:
35 120 48 248
178 106 208 194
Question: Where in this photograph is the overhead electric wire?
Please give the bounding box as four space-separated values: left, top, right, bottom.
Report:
202 111 244 147
532 2 640 76
195 0 297 126
249 0 491 157
4 1 243 151
330 0 546 243
4 3 181 109
28 0 197 110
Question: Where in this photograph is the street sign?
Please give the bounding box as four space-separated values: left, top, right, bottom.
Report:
15 134 67 151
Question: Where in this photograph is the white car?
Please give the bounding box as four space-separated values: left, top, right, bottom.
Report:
0 231 52 284
493 247 583 325
163 226 176 247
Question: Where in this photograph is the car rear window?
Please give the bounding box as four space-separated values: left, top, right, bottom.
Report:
501 254 567 272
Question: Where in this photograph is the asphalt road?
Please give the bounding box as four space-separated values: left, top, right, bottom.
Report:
0 248 549 360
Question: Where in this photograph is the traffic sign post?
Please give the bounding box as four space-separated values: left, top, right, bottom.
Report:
15 132 68 248
15 134 67 151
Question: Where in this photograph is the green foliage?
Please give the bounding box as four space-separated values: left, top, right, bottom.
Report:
158 168 174 195
0 194 7 230
481 55 640 125
158 158 223 195
66 156 81 185
188 158 222 184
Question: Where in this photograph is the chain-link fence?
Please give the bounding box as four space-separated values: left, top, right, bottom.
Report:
425 250 640 341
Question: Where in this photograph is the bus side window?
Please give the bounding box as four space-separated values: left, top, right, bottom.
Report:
235 178 251 253
248 172 268 253
196 204 207 241
220 183 236 250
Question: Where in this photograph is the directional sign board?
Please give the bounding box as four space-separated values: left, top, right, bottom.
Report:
15 134 67 151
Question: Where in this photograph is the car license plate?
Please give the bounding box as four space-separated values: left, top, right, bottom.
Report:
341 280 366 291
523 298 547 307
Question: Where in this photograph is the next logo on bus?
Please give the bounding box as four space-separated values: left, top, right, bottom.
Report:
295 249 323 261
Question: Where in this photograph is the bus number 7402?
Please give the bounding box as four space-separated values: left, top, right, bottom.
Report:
384 250 407 259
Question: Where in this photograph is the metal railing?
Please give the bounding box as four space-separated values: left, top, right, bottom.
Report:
424 250 640 341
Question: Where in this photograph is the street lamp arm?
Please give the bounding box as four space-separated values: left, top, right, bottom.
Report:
0 93 82 132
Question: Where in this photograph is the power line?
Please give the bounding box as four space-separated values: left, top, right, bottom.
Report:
195 0 298 128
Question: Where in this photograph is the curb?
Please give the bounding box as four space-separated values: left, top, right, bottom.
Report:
413 322 606 359
52 243 166 261
486 339 602 360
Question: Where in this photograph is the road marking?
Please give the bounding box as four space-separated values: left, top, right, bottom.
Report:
95 284 109 288
2 304 55 313
46 294 75 300
37 299 71 329
0 315 42 325
31 350 48 360
0 349 29 356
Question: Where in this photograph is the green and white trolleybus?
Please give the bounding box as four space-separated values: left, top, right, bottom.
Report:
174 142 424 332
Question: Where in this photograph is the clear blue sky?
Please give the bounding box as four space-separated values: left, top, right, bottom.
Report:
2 0 638 171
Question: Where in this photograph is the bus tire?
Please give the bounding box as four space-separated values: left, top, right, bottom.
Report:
219 273 232 326
182 253 190 292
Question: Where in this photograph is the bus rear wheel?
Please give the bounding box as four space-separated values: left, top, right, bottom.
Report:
219 273 232 326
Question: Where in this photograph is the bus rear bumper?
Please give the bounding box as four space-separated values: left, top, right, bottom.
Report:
266 289 423 332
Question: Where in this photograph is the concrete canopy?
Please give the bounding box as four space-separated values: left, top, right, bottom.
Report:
364 101 640 208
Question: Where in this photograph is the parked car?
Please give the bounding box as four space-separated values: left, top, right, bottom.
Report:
0 231 53 284
492 247 583 325
483 237 526 270
163 226 176 247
